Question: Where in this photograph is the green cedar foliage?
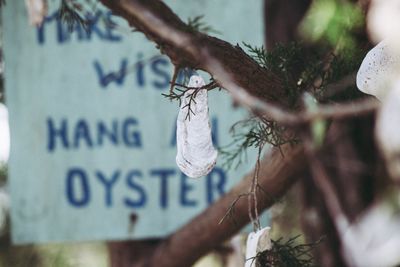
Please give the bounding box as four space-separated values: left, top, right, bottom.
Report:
220 41 367 170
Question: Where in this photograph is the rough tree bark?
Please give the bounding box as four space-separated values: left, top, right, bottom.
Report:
101 0 377 127
100 0 290 108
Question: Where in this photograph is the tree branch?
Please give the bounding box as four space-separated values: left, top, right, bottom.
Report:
147 144 306 267
100 0 289 108
101 0 377 127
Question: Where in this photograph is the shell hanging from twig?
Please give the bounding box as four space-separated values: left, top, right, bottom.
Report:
245 226 272 267
356 40 400 101
176 75 218 178
358 41 400 182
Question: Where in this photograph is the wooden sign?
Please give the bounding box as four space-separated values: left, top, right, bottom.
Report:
3 0 264 244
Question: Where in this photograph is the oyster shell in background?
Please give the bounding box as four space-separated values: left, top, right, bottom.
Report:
356 40 400 101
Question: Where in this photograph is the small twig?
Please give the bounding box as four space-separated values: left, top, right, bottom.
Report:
318 72 358 100
248 145 263 231
256 184 282 205
183 93 197 121
218 193 249 226
218 182 282 227
163 81 218 102
170 81 219 91
303 134 350 236
169 66 180 95
205 54 379 126
163 80 219 120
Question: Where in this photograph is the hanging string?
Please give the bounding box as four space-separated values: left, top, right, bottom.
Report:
248 145 263 232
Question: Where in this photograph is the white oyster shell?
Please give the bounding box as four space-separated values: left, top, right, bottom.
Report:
368 0 400 46
245 227 271 267
356 40 400 101
376 79 400 181
176 75 218 178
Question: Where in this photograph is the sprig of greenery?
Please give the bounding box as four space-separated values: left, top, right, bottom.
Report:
220 117 298 170
57 0 121 34
219 121 258 170
220 42 368 170
243 42 330 108
250 235 322 267
162 79 218 120
58 0 89 33
187 15 220 34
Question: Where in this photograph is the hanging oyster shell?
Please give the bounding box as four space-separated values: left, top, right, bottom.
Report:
176 75 218 178
368 0 400 45
356 40 400 101
376 79 400 182
245 226 271 267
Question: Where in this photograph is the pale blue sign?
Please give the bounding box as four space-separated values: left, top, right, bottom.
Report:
4 0 264 244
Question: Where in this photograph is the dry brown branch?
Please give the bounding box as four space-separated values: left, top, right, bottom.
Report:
318 73 358 100
100 0 378 127
303 137 349 234
248 146 264 231
99 0 287 105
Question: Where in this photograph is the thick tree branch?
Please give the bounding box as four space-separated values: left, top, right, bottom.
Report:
101 0 377 126
100 0 288 107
